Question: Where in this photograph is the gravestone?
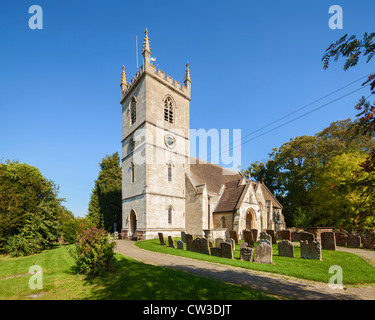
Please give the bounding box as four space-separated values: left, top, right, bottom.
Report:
300 240 321 260
321 232 336 251
300 231 315 243
266 230 277 244
168 236 176 248
240 246 254 262
185 234 193 251
291 231 300 242
347 233 361 248
278 240 294 258
229 230 239 244
220 242 233 259
193 237 201 252
280 230 291 241
210 247 222 257
362 232 375 249
158 233 166 246
243 230 254 247
177 240 184 250
226 238 235 250
335 232 347 246
251 229 258 242
215 238 224 248
240 242 249 249
181 231 186 243
200 238 210 255
260 232 272 243
253 241 272 264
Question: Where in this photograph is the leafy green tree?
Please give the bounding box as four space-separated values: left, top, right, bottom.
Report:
245 119 374 227
310 151 375 231
0 161 64 245
87 152 122 232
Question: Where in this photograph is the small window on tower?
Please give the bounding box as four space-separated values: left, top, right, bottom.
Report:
168 164 172 182
130 99 136 125
164 96 174 124
168 206 173 224
130 162 135 183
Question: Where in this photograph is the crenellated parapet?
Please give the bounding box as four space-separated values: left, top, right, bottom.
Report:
120 29 191 103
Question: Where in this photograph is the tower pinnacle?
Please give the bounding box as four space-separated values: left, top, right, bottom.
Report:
120 65 127 86
142 28 151 54
184 61 191 84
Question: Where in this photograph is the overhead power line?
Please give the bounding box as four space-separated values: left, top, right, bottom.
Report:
205 73 374 161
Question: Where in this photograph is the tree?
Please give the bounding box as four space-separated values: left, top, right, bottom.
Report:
245 119 374 227
0 160 69 255
310 151 375 231
87 152 122 232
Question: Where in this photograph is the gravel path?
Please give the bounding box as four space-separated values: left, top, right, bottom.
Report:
114 240 375 300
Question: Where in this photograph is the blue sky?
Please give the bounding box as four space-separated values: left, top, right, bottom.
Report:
1 0 374 217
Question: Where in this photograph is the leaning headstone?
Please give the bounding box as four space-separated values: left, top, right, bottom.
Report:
210 247 222 257
291 231 300 242
168 236 176 248
280 230 291 241
229 230 239 244
181 231 186 243
220 242 233 259
300 231 315 243
335 232 347 246
200 238 210 255
240 242 249 249
300 240 321 260
266 230 277 244
251 229 258 242
321 232 336 251
243 230 254 247
226 238 235 250
240 246 254 262
253 241 273 264
347 233 361 248
185 234 193 251
278 240 294 258
158 233 166 246
177 240 184 250
215 238 224 248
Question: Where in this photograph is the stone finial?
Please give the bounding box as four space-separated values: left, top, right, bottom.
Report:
184 61 191 83
120 65 127 86
142 28 151 53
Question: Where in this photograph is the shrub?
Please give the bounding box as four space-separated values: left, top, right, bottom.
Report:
69 227 116 276
5 233 44 257
62 217 95 244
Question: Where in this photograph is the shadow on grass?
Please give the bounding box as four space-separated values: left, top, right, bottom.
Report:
79 255 275 300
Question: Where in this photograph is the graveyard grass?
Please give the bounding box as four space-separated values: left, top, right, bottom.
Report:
0 244 275 300
135 238 375 285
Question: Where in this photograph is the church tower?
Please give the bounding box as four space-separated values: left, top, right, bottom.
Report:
120 29 191 239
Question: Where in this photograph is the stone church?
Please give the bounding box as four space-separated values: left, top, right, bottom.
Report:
120 29 285 240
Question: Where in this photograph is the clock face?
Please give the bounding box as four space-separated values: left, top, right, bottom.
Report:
164 134 176 149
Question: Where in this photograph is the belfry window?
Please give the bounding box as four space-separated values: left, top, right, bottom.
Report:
130 99 136 125
164 96 174 124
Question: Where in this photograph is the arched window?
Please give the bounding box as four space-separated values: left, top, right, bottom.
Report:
168 206 173 224
130 162 135 183
168 163 172 182
130 98 136 125
164 96 174 124
221 216 226 228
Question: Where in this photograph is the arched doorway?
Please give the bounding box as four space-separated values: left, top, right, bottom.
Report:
129 210 137 234
245 209 255 230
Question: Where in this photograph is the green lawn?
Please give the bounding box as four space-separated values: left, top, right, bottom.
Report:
135 238 375 285
0 244 275 300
